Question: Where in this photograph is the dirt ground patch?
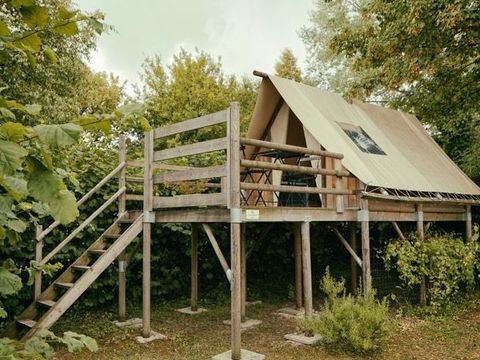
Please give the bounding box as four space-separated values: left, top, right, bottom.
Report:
52 299 480 360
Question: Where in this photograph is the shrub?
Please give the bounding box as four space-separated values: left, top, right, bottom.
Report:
384 227 479 311
302 269 392 354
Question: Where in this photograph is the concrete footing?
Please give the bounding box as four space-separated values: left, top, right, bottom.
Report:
284 332 322 346
274 307 305 320
212 349 265 360
222 318 262 330
113 317 143 329
135 331 167 344
176 307 207 315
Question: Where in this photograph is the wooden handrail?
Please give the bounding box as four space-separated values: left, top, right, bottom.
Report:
240 182 354 195
40 186 126 265
37 162 126 241
240 137 344 159
240 159 350 177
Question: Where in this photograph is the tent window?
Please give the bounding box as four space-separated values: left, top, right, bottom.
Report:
338 122 386 155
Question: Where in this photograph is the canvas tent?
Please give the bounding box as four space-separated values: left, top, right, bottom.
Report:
246 73 480 204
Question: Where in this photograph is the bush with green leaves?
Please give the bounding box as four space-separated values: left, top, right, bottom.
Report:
0 330 97 359
384 227 479 310
302 269 392 354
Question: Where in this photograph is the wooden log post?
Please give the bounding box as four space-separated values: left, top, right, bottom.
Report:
360 199 371 293
142 130 154 338
293 223 303 309
348 222 357 294
118 135 126 216
301 221 313 318
334 159 344 213
241 223 247 322
416 204 426 305
466 205 472 242
191 223 198 312
118 253 127 322
228 102 242 360
34 225 43 301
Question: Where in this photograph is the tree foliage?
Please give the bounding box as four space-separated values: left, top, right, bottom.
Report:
301 0 480 182
274 48 303 82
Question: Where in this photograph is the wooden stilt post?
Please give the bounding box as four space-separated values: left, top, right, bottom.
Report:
349 222 357 294
301 221 313 318
228 102 242 360
118 253 127 322
34 225 43 301
142 130 154 338
293 223 303 309
241 222 246 322
466 205 472 242
360 199 371 293
416 204 426 305
191 223 198 312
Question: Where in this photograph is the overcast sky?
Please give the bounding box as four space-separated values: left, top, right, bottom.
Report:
76 0 313 93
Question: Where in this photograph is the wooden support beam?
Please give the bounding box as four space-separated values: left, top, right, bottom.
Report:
392 221 406 240
118 252 126 322
466 205 472 242
153 109 228 139
349 222 357 294
332 228 362 267
126 160 192 171
301 221 313 318
240 223 246 322
229 102 242 360
240 159 350 177
293 223 303 309
334 159 344 213
154 137 227 161
34 225 43 301
142 130 153 338
240 182 355 195
153 193 227 209
416 204 426 306
191 224 198 312
118 135 126 215
241 137 344 159
360 199 371 293
201 224 231 278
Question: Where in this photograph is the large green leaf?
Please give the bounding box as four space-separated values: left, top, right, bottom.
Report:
20 5 50 29
0 267 22 296
0 195 14 218
0 175 28 201
0 121 26 142
73 115 111 134
49 190 78 224
11 0 35 7
27 169 62 203
6 218 26 233
0 19 10 36
34 123 82 147
0 140 28 175
54 21 79 36
43 47 58 64
13 32 42 52
24 336 55 358
58 6 78 20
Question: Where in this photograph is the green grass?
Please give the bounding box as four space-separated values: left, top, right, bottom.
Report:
51 293 480 360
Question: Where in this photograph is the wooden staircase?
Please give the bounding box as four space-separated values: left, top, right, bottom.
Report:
6 213 143 340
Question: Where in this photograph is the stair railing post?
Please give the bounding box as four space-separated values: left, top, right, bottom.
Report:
228 102 242 360
34 225 43 301
118 134 127 322
142 130 154 338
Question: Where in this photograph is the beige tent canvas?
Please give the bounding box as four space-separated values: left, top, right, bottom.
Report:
245 72 480 206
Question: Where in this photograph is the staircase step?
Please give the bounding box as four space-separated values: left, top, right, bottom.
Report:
72 265 91 271
37 299 56 308
103 234 120 239
89 249 106 255
118 218 134 224
17 319 36 328
55 282 74 289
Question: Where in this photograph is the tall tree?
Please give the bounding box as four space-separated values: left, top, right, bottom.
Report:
140 49 257 135
274 48 303 82
301 0 480 182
